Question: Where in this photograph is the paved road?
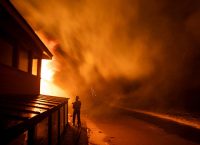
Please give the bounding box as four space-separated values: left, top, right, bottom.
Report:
86 114 200 145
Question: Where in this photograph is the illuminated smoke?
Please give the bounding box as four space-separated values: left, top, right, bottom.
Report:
12 0 200 112
36 31 69 97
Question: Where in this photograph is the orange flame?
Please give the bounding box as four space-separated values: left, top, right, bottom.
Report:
36 31 69 98
40 59 67 97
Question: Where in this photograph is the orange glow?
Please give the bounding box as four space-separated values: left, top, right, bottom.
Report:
34 31 68 98
113 106 200 129
41 60 54 82
40 59 67 97
41 59 69 98
134 110 200 129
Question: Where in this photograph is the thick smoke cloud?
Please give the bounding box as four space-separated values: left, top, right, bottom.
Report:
12 0 200 112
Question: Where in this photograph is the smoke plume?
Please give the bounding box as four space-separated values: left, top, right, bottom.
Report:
12 0 200 112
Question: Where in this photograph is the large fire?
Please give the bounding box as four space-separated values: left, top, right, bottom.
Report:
12 0 200 114
37 32 68 97
40 60 66 97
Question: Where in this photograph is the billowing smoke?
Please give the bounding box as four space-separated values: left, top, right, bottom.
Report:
12 0 200 112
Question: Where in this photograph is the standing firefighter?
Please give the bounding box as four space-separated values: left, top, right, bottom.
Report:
72 96 81 127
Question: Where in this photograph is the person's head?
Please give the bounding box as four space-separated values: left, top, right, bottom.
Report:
76 96 79 101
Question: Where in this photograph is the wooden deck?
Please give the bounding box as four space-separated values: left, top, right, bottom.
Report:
0 95 69 145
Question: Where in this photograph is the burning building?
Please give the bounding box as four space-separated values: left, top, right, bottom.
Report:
0 0 69 144
1 0 199 144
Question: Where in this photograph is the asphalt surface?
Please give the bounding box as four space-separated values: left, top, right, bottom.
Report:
86 113 200 145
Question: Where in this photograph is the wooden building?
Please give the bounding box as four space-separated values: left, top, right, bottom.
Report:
0 0 69 144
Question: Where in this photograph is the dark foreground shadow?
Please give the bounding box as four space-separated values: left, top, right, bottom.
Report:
60 124 88 145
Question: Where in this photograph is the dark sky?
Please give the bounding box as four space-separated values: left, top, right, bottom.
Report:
12 0 200 112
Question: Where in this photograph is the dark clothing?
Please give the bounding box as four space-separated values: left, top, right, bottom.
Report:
73 100 81 111
72 100 81 126
73 110 81 126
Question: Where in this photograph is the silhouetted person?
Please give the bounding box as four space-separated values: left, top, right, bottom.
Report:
72 96 81 127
